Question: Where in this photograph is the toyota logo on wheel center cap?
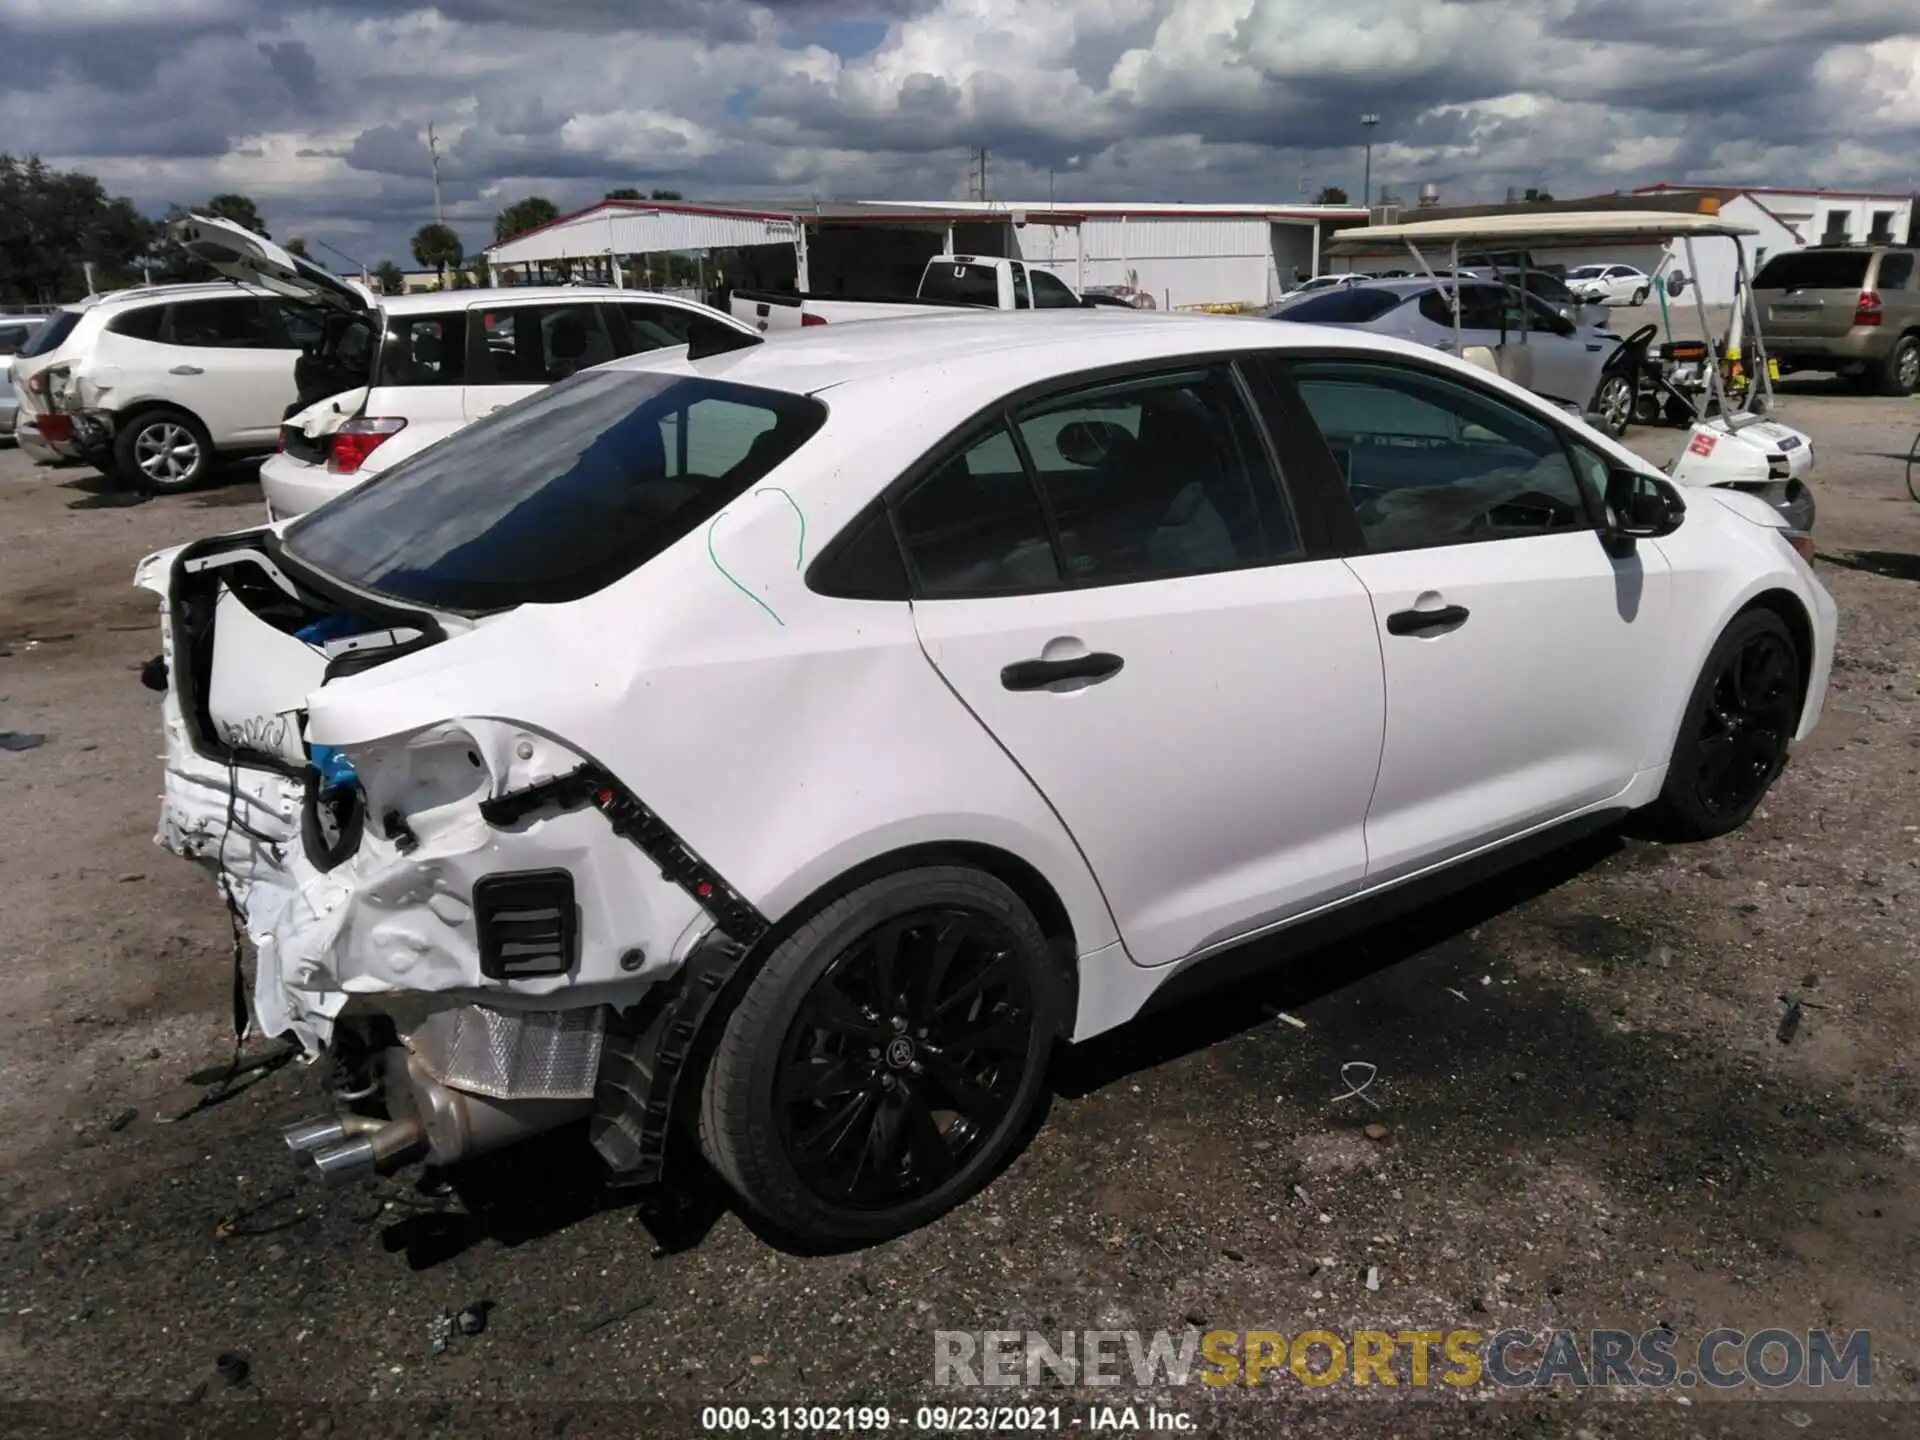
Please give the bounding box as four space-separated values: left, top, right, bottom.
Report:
884 1036 916 1069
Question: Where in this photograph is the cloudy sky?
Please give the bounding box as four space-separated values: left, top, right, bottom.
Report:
5 0 1919 270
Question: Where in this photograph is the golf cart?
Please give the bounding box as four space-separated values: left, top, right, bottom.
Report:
1325 210 1816 532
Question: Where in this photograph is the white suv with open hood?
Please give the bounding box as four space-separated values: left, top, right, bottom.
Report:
9 217 376 493
138 311 1833 1247
258 287 758 520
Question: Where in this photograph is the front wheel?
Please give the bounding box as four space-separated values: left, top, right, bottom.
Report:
114 408 213 494
1592 373 1635 437
698 867 1061 1246
1652 610 1801 840
1631 286 1649 306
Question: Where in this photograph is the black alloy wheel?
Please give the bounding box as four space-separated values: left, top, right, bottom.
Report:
1655 610 1801 839
698 866 1060 1245
772 907 1034 1211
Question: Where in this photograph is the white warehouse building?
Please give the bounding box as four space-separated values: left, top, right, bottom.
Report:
484 197 1368 311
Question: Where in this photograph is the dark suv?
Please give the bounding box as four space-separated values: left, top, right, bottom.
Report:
1752 245 1920 394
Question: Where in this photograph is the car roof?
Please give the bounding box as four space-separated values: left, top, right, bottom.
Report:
376 286 721 315
601 308 1452 400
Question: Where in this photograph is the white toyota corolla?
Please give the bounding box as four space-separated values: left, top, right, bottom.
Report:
138 310 1834 1245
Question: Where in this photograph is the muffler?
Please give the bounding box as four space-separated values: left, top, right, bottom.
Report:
286 1050 591 1188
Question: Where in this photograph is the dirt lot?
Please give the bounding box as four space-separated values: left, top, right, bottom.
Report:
0 389 1916 1439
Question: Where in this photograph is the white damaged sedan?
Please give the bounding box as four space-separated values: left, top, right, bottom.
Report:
139 310 1835 1245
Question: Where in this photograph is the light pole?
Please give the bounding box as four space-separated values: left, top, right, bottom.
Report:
1360 113 1380 208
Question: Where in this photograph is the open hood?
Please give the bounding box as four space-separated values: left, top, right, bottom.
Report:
171 213 375 316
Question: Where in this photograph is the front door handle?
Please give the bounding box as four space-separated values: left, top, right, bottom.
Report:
1386 604 1470 636
169 365 204 376
1000 652 1124 691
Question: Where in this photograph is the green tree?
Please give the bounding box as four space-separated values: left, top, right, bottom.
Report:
494 196 559 244
373 259 406 294
604 187 643 200
649 188 683 201
1523 187 1554 203
283 236 309 258
1314 185 1350 205
411 222 464 284
464 255 490 288
205 192 268 236
0 154 152 303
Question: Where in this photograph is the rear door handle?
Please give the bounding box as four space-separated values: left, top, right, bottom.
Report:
169 365 204 376
1386 604 1470 636
1000 652 1124 691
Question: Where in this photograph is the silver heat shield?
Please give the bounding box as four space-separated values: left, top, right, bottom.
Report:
407 1004 607 1100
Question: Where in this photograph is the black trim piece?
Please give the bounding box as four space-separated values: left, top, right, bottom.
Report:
479 765 770 946
1141 808 1629 1016
473 869 579 980
1235 356 1354 560
592 934 748 1184
1386 604 1470 636
1001 652 1124 690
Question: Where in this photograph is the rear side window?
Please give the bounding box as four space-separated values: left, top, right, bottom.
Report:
1275 288 1405 324
107 306 165 342
283 370 827 613
919 262 1003 307
0 324 32 354
161 297 274 348
1753 251 1874 290
616 303 697 352
376 312 467 386
467 303 618 384
19 309 81 356
1875 252 1914 290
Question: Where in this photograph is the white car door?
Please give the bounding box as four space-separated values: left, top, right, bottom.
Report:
1280 356 1671 883
152 296 296 445
903 361 1388 968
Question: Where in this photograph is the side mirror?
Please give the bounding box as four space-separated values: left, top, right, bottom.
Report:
1055 419 1132 467
1603 468 1685 553
1664 272 1689 299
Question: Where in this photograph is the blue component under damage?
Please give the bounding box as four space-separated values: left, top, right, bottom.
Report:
296 612 382 644
308 742 358 792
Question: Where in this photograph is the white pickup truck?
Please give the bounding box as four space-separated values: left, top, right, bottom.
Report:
730 255 1093 330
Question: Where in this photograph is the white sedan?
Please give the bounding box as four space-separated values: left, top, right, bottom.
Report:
138 311 1834 1246
1565 263 1653 306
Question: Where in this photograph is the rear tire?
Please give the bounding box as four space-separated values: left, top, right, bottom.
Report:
114 407 213 495
1651 610 1801 841
698 866 1061 1246
1877 333 1920 396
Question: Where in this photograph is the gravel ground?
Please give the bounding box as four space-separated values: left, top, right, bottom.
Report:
0 386 1916 1439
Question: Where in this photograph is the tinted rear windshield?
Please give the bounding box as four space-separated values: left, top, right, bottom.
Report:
1753 251 1874 290
16 310 79 358
1273 288 1406 324
283 369 828 614
919 263 1002 306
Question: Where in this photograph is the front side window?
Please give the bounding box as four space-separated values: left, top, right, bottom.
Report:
283 370 827 613
1030 270 1080 308
467 303 617 384
376 312 467 386
1419 284 1510 330
161 297 274 348
1289 360 1592 553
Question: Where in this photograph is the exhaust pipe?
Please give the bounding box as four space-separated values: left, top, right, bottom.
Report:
288 1051 591 1188
302 1116 427 1188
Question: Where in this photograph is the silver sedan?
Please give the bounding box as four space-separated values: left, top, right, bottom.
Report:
1268 278 1635 436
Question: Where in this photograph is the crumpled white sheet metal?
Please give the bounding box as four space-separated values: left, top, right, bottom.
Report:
136 546 701 1059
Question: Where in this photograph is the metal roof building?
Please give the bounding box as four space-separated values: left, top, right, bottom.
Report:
484 198 1370 310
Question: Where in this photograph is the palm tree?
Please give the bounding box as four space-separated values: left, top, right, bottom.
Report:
410 222 463 286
